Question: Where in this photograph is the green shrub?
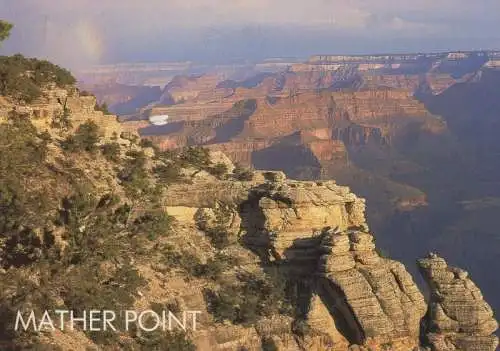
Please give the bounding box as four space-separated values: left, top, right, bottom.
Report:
203 272 292 325
161 245 240 281
192 253 239 281
118 150 152 198
233 164 254 181
153 164 182 184
202 204 234 249
208 162 228 179
0 20 13 43
136 330 196 351
101 142 121 162
120 132 139 144
179 146 211 169
51 107 73 131
381 342 393 350
0 113 54 268
63 263 146 344
157 149 179 162
375 247 389 258
132 211 174 240
125 150 147 165
205 225 231 250
38 130 52 142
162 245 203 276
0 54 75 103
2 229 44 268
112 203 132 225
292 319 311 337
79 90 93 97
261 337 278 351
61 120 101 153
95 101 111 115
140 138 155 148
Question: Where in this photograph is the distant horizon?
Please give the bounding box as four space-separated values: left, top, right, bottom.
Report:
79 48 500 68
2 0 500 70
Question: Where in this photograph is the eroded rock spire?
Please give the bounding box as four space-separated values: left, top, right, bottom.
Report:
418 254 499 351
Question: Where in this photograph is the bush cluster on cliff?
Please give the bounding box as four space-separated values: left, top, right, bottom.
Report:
178 146 211 169
136 329 196 351
157 146 230 179
0 54 76 102
0 47 298 349
94 101 111 115
202 204 234 249
0 108 187 348
233 163 254 181
61 120 101 153
101 142 121 162
0 111 52 268
203 272 293 326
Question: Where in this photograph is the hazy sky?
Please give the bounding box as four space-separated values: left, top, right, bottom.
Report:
1 0 499 68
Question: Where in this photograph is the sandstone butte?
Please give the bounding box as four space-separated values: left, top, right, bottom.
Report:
1 86 498 351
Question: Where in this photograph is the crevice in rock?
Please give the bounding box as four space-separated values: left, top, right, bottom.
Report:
317 278 366 345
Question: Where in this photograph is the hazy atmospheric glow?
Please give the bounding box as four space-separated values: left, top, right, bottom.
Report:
1 0 499 68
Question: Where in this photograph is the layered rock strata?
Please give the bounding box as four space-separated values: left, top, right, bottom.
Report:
418 254 499 351
162 168 499 350
164 172 451 350
0 86 127 141
317 229 427 350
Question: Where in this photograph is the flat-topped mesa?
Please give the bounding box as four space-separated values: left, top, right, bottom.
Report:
418 254 499 351
317 229 427 350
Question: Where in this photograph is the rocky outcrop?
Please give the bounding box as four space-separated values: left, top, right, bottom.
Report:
0 86 131 142
418 254 499 351
164 171 426 350
239 179 368 262
161 167 499 350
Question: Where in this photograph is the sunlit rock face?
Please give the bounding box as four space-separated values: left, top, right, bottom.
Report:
164 171 424 350
162 163 498 350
